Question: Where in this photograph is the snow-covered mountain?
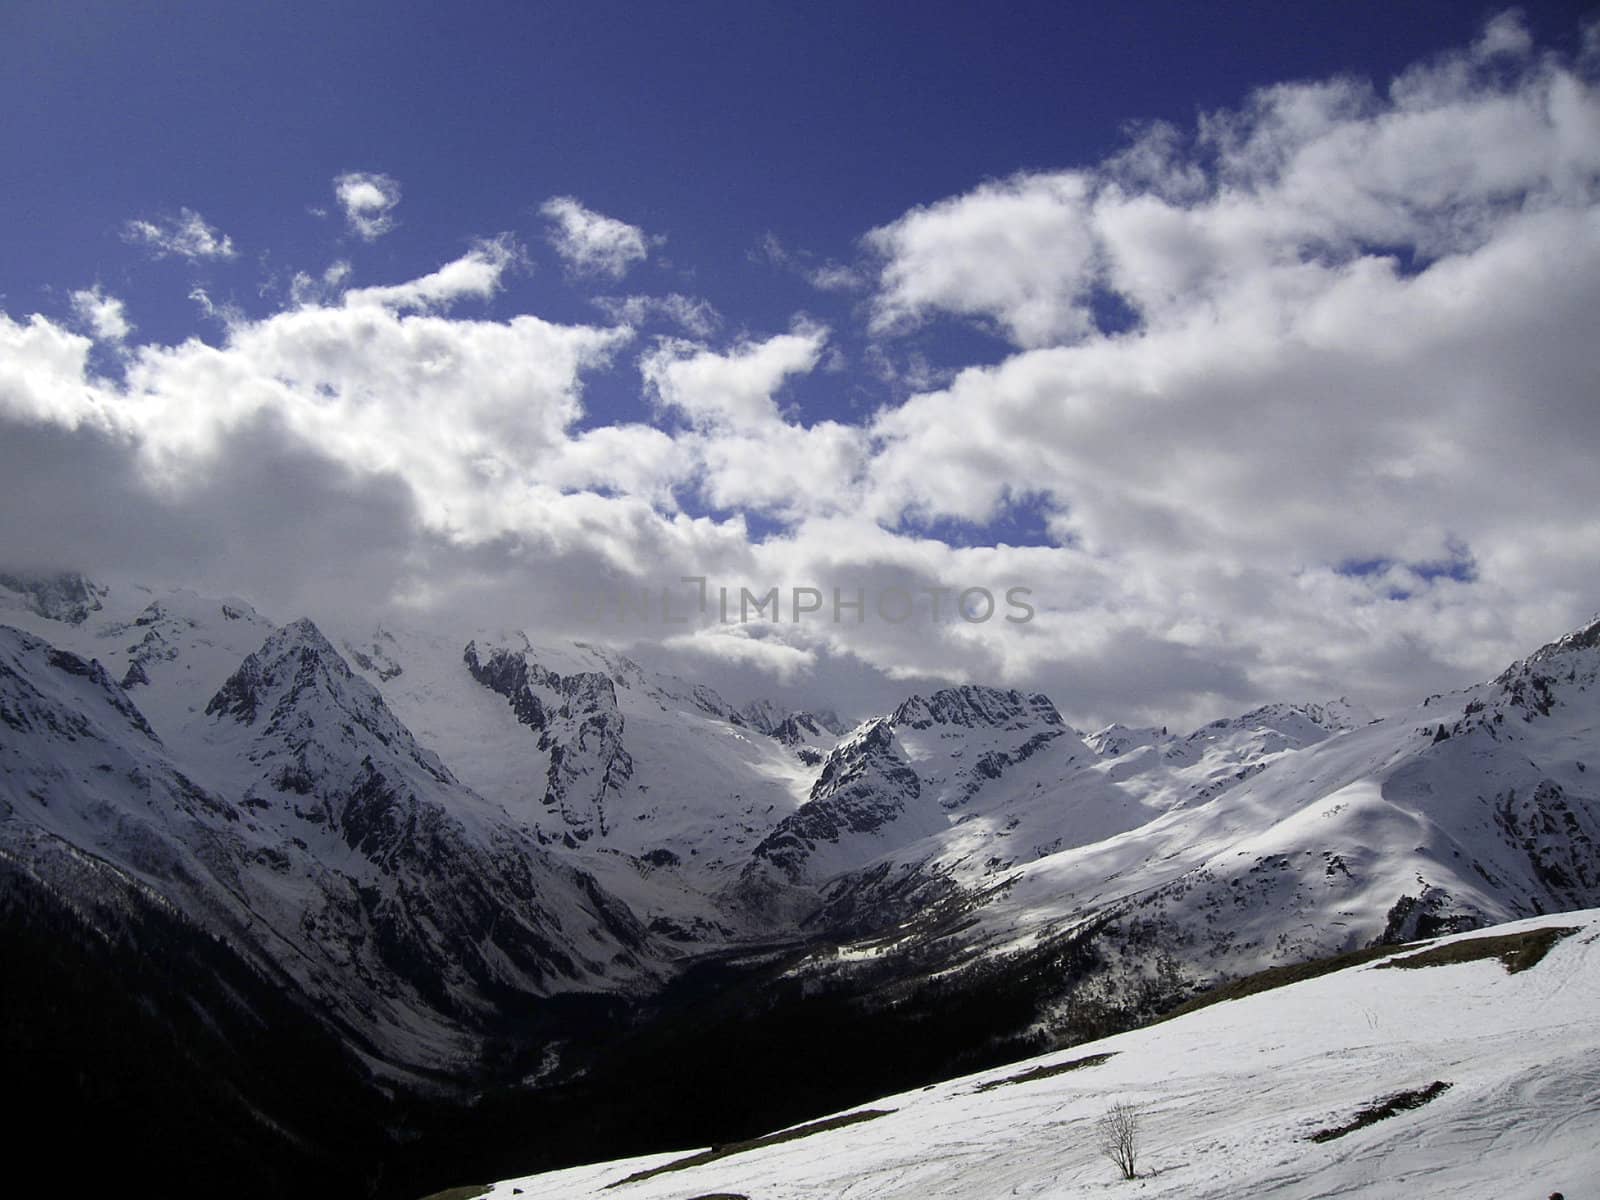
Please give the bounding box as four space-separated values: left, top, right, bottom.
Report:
0 597 663 1075
730 685 1119 924
365 627 834 941
5 572 1598 1026
753 616 1600 1046
482 909 1600 1199
3 568 1598 1196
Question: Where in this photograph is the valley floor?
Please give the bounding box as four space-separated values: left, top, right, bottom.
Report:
472 911 1600 1200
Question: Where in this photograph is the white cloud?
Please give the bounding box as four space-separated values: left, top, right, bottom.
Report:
806 262 867 292
335 171 402 241
4 11 1599 728
638 326 867 519
854 12 1600 716
540 196 650 279
343 235 521 311
755 233 867 292
695 419 866 516
866 172 1099 347
541 423 692 511
659 626 818 682
1475 9 1535 60
122 208 236 260
0 313 112 430
641 325 827 431
3 257 630 547
591 293 722 338
187 285 244 328
645 327 873 522
289 260 353 307
69 286 132 342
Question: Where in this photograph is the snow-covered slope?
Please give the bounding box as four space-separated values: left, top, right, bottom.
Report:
0 609 664 1074
0 576 839 949
334 626 835 941
5 569 1599 1092
754 620 1599 1026
189 620 661 1049
0 623 241 902
479 909 1600 1199
0 576 277 738
1022 623 1595 966
722 688 1387 937
730 685 1139 923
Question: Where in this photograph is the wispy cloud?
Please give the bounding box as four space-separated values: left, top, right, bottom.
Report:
288 260 353 307
755 232 867 293
122 208 237 261
591 293 722 338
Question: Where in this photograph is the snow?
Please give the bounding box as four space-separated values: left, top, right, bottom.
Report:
0 589 669 1075
812 638 1600 986
328 622 832 937
6 573 1598 1087
481 910 1600 1199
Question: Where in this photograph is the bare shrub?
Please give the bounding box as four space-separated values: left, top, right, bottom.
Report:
1096 1101 1140 1180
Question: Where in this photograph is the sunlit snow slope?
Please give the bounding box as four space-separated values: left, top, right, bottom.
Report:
481 910 1600 1200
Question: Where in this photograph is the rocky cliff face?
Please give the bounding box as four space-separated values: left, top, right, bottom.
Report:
463 640 634 842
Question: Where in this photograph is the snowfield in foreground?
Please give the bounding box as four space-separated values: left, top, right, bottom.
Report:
479 911 1600 1199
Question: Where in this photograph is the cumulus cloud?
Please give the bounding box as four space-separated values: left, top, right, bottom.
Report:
639 326 868 520
122 208 236 260
541 196 651 278
643 325 828 430
866 173 1100 347
3 262 629 549
4 12 1599 728
855 11 1600 717
335 171 402 241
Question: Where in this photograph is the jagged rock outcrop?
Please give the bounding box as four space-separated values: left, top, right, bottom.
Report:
463 640 634 842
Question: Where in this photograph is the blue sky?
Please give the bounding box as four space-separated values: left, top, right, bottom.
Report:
2 2 1598 725
6 0 1588 388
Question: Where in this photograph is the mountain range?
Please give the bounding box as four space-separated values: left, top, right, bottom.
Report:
2 568 1596 1197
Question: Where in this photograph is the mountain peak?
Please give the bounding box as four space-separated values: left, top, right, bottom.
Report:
1526 613 1600 666
204 617 348 725
1232 697 1374 734
279 616 338 653
1086 722 1171 757
892 684 1062 732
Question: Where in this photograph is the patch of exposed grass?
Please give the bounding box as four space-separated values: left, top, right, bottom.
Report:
1374 925 1578 975
1156 942 1409 1022
1159 922 1581 1027
973 1051 1116 1093
415 1188 490 1200
1308 1081 1453 1143
605 1109 893 1189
